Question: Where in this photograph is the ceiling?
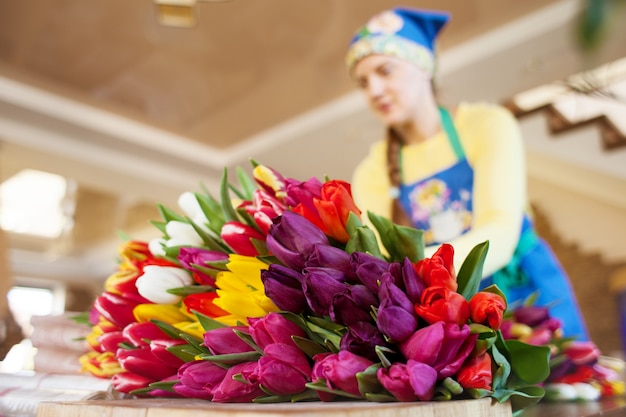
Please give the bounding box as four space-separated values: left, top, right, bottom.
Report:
1 0 625 285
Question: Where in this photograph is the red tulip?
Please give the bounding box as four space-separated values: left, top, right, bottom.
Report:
221 221 266 256
293 180 361 243
415 286 470 326
469 292 506 330
456 352 493 390
413 244 457 291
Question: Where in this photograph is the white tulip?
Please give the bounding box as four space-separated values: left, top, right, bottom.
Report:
178 192 203 219
544 383 578 401
572 382 601 401
165 220 204 247
136 265 194 304
148 237 166 257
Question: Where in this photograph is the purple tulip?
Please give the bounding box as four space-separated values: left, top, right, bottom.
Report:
376 275 418 343
312 350 374 399
350 252 392 295
283 177 323 210
211 361 264 403
513 305 551 327
306 244 357 281
248 312 307 349
377 360 437 401
252 343 312 395
203 326 255 355
330 285 378 326
340 321 386 362
261 264 307 313
173 360 228 399
399 322 477 379
266 211 329 271
400 257 426 304
302 267 349 316
177 247 229 286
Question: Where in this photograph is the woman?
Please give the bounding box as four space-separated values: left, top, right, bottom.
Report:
347 7 588 340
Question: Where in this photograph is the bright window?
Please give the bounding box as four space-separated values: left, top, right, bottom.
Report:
0 169 74 238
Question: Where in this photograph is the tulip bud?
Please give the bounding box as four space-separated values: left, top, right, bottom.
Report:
261 264 307 314
135 265 194 304
203 326 255 355
211 361 265 403
220 221 266 257
173 360 228 399
266 211 329 271
248 312 306 349
165 220 204 247
311 350 373 398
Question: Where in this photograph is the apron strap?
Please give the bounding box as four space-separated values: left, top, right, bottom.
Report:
438 107 465 160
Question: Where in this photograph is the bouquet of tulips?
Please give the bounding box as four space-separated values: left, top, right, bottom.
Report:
80 161 554 412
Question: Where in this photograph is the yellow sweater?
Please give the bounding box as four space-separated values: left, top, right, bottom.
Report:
351 102 526 277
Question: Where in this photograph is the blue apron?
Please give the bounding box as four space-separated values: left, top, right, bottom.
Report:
398 107 589 340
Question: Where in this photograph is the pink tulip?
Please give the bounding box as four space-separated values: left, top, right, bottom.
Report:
173 360 228 399
311 350 373 399
377 360 437 401
400 322 477 379
253 343 311 395
248 312 306 349
212 361 265 403
203 326 255 355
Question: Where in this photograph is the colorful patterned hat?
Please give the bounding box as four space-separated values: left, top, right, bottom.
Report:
345 7 450 74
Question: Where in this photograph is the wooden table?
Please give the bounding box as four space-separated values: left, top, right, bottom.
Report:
35 396 626 417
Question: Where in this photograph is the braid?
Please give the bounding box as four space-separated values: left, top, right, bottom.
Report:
386 128 413 227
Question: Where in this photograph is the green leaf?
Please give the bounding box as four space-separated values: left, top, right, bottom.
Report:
304 380 362 399
235 166 258 201
150 319 187 340
457 241 489 300
198 351 261 365
368 212 425 262
305 321 342 352
490 342 511 391
166 344 199 362
505 339 551 385
219 167 239 222
186 216 233 253
157 203 186 223
193 310 228 331
479 284 508 307
433 386 452 401
466 388 491 399
194 191 226 234
375 345 396 369
357 364 383 396
148 380 178 392
365 392 397 402
441 377 463 395
233 329 263 353
150 220 167 235
491 386 545 413
345 225 384 258
292 336 328 359
167 285 215 296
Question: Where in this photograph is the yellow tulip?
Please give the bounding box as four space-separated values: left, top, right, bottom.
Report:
213 255 279 324
133 303 189 324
